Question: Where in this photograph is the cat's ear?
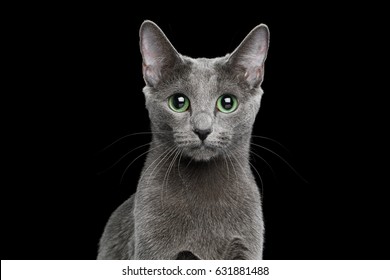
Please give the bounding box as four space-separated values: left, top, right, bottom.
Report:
228 24 269 88
139 20 181 87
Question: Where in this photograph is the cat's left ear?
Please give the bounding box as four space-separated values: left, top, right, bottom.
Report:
228 24 269 89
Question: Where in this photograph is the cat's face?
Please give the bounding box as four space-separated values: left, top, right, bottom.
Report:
140 21 269 162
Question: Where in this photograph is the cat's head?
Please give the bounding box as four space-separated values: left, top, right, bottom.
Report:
140 21 269 162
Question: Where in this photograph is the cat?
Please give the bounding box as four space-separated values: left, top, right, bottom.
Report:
98 20 270 260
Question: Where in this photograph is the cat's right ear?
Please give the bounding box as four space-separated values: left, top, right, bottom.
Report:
139 20 181 87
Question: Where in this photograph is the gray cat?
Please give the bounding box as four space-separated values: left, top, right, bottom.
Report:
98 20 270 260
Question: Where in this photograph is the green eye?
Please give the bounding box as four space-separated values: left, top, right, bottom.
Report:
168 94 190 113
217 94 238 113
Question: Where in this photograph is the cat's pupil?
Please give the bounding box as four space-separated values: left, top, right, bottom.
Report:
222 96 233 109
174 95 185 109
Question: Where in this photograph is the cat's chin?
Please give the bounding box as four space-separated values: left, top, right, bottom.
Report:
183 145 220 162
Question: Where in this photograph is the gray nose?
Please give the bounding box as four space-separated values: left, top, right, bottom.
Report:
192 112 213 141
194 128 212 141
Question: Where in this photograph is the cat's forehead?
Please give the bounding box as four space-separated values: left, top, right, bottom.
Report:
184 57 230 87
182 56 247 99
187 57 220 80
184 58 224 98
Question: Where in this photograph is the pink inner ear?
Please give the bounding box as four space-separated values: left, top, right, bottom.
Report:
243 66 263 87
141 43 156 67
141 36 166 86
244 67 262 78
143 63 160 86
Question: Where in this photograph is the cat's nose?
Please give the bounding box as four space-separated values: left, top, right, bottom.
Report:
194 128 212 141
192 112 213 141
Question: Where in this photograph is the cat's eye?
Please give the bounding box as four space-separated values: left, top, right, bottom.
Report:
168 94 190 113
216 94 238 113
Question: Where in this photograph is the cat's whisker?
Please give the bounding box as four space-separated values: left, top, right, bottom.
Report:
177 149 192 194
248 161 264 196
98 142 152 175
161 147 180 208
177 148 184 182
223 153 231 181
249 149 277 182
138 144 176 186
251 142 308 183
224 151 239 182
211 157 218 172
146 145 177 188
251 135 291 154
229 149 253 184
166 148 181 191
99 131 171 153
145 145 177 209
185 156 194 169
120 141 170 184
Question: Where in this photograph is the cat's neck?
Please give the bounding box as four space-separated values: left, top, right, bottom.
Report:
143 135 255 195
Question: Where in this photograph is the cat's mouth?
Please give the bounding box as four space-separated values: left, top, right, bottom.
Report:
181 141 225 162
193 143 216 152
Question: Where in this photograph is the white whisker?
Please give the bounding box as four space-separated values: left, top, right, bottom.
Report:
98 142 152 175
248 161 264 196
147 146 177 188
177 148 184 181
229 149 251 183
223 152 231 181
138 144 176 185
224 151 239 182
249 149 277 181
99 131 171 153
161 147 180 208
120 141 169 184
251 134 290 154
251 142 308 183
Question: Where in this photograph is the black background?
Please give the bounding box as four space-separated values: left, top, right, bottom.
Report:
3 6 389 260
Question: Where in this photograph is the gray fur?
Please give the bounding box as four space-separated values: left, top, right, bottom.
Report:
98 20 270 260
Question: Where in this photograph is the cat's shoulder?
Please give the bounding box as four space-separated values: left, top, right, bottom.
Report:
98 194 135 259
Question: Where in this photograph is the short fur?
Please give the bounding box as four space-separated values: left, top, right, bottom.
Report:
98 20 270 260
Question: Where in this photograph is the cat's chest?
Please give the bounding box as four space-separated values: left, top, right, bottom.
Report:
134 179 262 258
137 181 259 231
